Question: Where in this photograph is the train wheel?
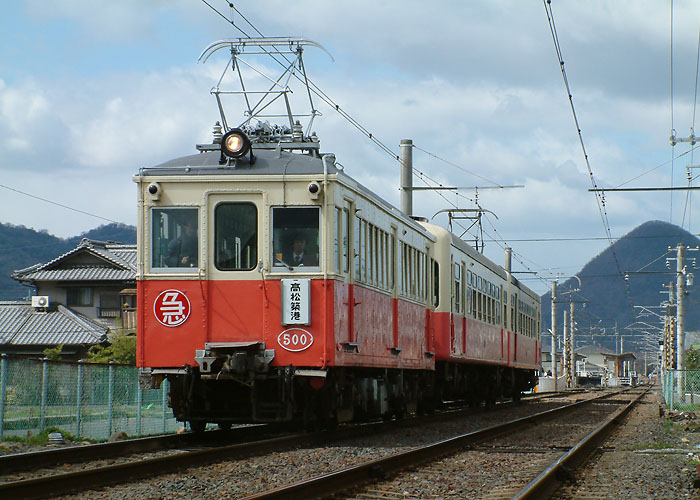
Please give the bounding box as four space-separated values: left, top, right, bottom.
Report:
189 421 206 433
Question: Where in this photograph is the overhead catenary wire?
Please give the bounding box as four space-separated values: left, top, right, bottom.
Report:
0 183 122 225
204 1 577 284
681 20 700 231
543 0 635 312
671 0 676 223
202 3 505 233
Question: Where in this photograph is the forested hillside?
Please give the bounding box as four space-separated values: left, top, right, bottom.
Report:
0 223 136 300
541 220 700 352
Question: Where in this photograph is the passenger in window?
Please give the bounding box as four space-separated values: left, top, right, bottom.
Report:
166 218 198 267
283 234 318 267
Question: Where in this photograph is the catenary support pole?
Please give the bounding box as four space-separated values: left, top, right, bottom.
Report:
570 301 576 388
551 281 558 388
399 139 413 216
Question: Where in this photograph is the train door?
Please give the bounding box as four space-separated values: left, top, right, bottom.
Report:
206 192 263 344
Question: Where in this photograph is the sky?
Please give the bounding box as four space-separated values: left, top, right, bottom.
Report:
1 0 700 296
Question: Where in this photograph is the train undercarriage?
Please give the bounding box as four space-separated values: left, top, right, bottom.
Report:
165 361 538 431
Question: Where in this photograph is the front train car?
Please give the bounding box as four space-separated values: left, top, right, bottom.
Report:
135 128 437 430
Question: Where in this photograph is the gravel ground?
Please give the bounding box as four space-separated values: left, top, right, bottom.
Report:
336 389 645 499
49 395 586 499
6 390 660 500
552 388 699 499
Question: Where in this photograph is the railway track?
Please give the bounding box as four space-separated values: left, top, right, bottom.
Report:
235 387 644 500
0 390 588 499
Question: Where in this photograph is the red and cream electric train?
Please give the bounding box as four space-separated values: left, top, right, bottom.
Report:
135 123 542 430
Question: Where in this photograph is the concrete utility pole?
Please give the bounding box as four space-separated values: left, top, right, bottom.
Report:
570 300 576 388
563 310 570 388
677 243 686 373
399 139 413 216
551 281 557 386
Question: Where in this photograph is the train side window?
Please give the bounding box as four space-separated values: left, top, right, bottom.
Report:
215 203 258 271
151 207 199 270
354 216 361 279
432 260 440 307
389 234 395 290
453 262 461 314
342 208 350 273
334 207 342 273
272 207 319 269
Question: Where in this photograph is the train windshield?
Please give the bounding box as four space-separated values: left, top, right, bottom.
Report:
272 207 320 269
151 208 199 269
215 203 258 271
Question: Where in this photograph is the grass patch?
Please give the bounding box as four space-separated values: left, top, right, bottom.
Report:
1 426 98 446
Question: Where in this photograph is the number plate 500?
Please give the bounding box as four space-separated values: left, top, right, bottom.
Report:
278 328 314 352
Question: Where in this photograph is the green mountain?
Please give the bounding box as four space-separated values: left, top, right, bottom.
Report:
0 222 136 300
541 220 700 353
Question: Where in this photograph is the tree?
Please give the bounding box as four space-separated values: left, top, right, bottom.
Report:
44 344 64 361
686 348 700 370
85 334 136 365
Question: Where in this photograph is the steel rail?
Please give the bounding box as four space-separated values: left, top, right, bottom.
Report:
239 389 630 500
510 387 650 500
0 425 275 474
0 390 559 475
0 389 592 499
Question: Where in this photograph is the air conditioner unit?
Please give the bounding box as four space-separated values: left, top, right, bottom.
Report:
32 296 50 308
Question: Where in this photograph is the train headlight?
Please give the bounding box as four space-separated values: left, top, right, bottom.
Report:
221 128 251 159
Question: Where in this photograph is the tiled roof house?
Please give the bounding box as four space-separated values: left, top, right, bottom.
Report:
1 239 137 358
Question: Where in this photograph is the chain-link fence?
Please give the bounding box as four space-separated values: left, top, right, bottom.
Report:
0 354 180 441
662 370 700 412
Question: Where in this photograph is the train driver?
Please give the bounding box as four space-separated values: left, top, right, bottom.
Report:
283 234 318 267
165 217 198 267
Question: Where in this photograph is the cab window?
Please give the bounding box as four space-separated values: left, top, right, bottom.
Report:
151 208 199 269
272 207 320 269
215 203 258 271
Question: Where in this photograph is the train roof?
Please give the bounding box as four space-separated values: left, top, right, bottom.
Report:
136 145 435 239
139 148 339 177
421 222 541 303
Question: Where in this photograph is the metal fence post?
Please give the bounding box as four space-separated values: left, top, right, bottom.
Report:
108 362 114 437
136 375 142 437
668 371 674 411
76 360 84 437
162 378 168 434
0 354 7 440
40 357 48 431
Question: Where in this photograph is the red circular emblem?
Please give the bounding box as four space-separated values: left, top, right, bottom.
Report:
153 289 191 327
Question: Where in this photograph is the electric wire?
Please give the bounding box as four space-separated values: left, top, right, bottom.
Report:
0 183 122 225
543 0 635 313
681 21 700 230
203 2 489 230
671 0 676 222
411 144 504 188
614 144 700 188
206 1 616 289
203 1 482 213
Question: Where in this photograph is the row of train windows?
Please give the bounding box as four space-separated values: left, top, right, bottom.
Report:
333 208 436 304
453 263 502 325
453 263 540 336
